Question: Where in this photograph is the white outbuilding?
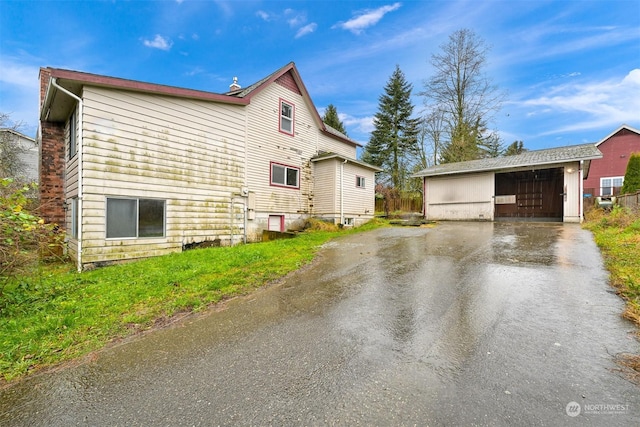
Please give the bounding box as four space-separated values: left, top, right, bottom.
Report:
413 144 603 223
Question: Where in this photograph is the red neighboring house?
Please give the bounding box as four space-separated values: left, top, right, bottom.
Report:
583 125 640 198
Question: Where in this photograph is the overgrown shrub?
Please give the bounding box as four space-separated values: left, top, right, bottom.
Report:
621 152 640 195
1 178 66 283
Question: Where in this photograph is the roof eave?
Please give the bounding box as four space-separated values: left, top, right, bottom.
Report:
45 68 249 106
311 154 382 172
414 154 603 178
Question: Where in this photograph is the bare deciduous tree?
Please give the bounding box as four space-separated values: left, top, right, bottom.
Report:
422 29 504 163
0 112 29 179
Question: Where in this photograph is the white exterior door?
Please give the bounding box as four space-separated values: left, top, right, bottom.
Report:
268 215 283 231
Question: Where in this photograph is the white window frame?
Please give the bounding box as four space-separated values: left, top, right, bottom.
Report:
356 176 366 188
106 197 166 239
270 162 300 189
344 217 354 226
279 99 294 135
600 176 624 196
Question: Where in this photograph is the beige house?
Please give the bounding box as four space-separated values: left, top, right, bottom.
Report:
38 63 380 269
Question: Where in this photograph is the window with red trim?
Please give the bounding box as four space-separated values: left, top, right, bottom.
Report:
271 162 299 189
279 99 294 135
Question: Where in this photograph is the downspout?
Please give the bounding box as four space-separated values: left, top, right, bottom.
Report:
579 160 584 222
340 159 347 225
51 78 83 272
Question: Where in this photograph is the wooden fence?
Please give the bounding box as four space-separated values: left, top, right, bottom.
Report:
375 197 423 214
617 190 640 211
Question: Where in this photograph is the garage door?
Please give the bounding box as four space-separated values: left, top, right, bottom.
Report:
495 168 563 220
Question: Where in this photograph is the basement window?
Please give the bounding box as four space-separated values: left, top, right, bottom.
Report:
106 198 165 239
280 99 294 135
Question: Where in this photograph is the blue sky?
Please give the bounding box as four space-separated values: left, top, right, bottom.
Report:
1 0 639 151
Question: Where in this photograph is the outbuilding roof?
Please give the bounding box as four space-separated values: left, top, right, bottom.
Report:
413 143 602 177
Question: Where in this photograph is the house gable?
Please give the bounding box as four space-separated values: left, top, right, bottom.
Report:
584 125 640 196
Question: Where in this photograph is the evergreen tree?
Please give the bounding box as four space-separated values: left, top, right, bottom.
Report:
504 140 526 156
620 152 640 194
361 65 420 191
322 104 348 136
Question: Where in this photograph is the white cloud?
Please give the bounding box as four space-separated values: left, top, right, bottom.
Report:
0 58 41 135
256 10 270 21
344 114 376 135
295 23 317 39
142 34 173 51
520 69 640 134
333 2 402 35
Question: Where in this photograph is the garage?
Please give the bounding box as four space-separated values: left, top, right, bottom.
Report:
414 144 602 223
494 168 564 220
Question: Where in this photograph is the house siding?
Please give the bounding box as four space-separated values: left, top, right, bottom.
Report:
425 173 494 220
318 132 357 158
342 162 376 224
312 160 337 218
312 159 376 225
244 75 317 236
78 87 246 264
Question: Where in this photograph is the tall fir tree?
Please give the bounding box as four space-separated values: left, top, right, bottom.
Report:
322 104 348 136
361 65 420 191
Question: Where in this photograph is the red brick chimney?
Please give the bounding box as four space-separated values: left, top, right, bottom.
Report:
38 68 66 227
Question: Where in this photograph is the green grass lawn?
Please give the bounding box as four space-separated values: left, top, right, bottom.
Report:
583 207 640 327
0 220 386 382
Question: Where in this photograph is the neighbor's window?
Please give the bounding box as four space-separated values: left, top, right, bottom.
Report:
68 110 77 159
600 176 624 196
356 176 366 188
280 99 294 135
106 198 165 239
271 162 299 188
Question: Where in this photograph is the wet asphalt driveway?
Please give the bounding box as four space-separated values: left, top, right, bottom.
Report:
1 222 639 426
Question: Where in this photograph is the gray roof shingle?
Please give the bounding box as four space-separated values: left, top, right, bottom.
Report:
413 143 602 177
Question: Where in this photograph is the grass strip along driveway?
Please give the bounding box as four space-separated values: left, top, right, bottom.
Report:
0 221 384 383
583 208 640 327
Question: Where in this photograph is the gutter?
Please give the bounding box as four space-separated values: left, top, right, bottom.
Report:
50 78 84 272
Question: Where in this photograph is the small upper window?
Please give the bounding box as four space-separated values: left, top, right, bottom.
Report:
68 110 77 159
356 176 366 188
271 162 299 189
280 99 294 135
